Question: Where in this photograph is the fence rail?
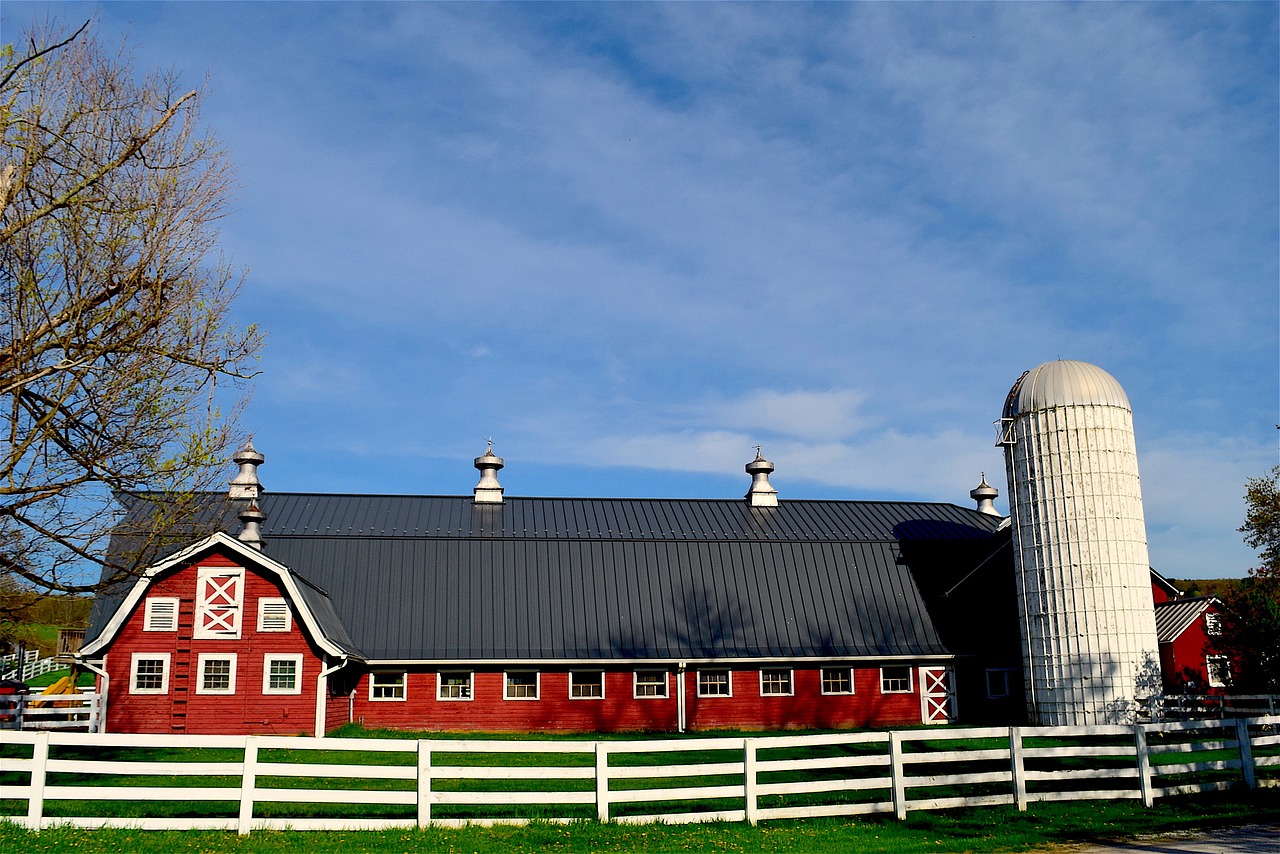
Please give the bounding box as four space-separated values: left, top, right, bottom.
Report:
1 715 1276 833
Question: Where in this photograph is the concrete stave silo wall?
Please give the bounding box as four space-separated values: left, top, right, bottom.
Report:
1003 364 1161 726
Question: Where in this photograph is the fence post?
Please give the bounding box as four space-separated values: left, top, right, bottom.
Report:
417 740 433 826
595 742 610 822
1133 725 1153 808
238 736 258 835
1234 718 1256 790
744 738 758 825
890 731 907 820
15 694 26 730
26 730 49 829
1009 726 1027 812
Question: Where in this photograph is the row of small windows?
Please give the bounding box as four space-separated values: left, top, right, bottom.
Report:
130 653 302 696
369 667 918 702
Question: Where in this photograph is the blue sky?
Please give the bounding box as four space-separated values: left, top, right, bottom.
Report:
5 2 1277 579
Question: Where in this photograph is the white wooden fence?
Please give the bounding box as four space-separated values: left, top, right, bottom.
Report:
1 651 62 682
0 693 102 732
2 716 1276 833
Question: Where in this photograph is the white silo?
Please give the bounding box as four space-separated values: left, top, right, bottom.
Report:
998 360 1161 726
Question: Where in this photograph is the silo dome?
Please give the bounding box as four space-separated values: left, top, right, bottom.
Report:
1003 359 1131 418
999 359 1161 726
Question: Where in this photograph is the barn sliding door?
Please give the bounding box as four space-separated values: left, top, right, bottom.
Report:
919 665 957 724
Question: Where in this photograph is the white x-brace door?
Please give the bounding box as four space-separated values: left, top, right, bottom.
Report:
919 665 957 724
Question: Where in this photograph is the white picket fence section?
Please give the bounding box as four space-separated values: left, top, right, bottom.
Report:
1 651 62 682
0 694 102 731
1 716 1276 833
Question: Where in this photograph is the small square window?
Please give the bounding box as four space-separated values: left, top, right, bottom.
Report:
633 670 668 698
697 670 731 697
569 670 604 699
438 671 473 700
130 653 170 694
986 668 1017 700
821 667 854 695
143 598 179 632
760 668 793 696
370 672 406 701
197 654 237 695
505 671 539 700
258 598 291 632
263 654 302 695
1204 613 1222 636
880 666 912 694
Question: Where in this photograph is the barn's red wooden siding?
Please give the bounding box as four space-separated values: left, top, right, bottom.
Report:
344 666 923 732
102 551 323 735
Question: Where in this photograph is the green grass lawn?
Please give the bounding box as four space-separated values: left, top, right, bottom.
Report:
1 789 1277 852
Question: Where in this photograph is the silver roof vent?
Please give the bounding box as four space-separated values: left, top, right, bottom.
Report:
745 446 779 507
473 440 505 504
970 472 1000 516
238 502 266 549
228 438 265 501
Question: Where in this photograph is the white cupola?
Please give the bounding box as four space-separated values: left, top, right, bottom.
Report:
745 447 779 507
238 502 266 549
473 441 505 504
228 438 265 501
970 472 1000 516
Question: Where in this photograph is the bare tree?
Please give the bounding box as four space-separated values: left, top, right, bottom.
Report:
1 19 261 600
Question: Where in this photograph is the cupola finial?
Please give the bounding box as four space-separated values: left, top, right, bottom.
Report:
473 441 505 504
228 438 265 501
745 446 779 507
970 472 1000 516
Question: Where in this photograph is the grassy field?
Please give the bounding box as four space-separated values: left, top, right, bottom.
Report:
1 789 1277 852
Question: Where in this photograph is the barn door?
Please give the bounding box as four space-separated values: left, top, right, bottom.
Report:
919 666 957 724
194 567 244 640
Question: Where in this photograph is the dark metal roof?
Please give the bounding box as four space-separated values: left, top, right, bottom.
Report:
90 493 1003 664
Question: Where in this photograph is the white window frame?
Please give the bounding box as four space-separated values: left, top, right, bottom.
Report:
370 671 407 701
569 670 605 699
196 653 237 695
263 654 303 695
504 671 540 700
633 670 669 699
880 665 913 694
697 669 732 698
194 566 245 640
257 597 292 633
143 597 180 632
820 666 854 695
437 671 473 701
1207 655 1230 688
760 668 793 696
130 653 171 695
1204 613 1222 636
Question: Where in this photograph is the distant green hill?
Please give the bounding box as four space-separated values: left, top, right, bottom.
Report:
1166 578 1241 600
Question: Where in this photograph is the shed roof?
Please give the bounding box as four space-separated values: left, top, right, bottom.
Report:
88 493 1002 664
1153 596 1219 644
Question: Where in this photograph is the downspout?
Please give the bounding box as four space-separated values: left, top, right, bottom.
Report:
77 659 109 734
314 655 348 737
677 661 687 733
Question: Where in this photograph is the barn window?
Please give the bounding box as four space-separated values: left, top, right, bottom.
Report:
821 667 853 695
143 598 179 632
505 671 539 700
1205 613 1222 636
438 671 473 700
569 671 604 699
263 654 303 694
760 669 793 696
985 668 1018 699
633 670 668 698
197 654 237 695
130 653 170 694
257 598 291 632
1207 655 1230 688
194 567 244 640
370 672 406 701
697 670 731 697
880 666 912 694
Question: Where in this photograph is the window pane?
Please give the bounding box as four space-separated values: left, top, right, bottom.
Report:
135 659 164 690
881 666 911 693
505 672 538 699
698 670 730 696
269 659 297 690
372 673 405 699
761 669 792 695
570 671 604 698
203 659 231 691
439 672 472 699
821 667 852 694
634 671 667 697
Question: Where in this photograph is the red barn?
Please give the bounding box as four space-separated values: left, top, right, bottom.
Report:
79 444 1009 735
1154 596 1228 694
